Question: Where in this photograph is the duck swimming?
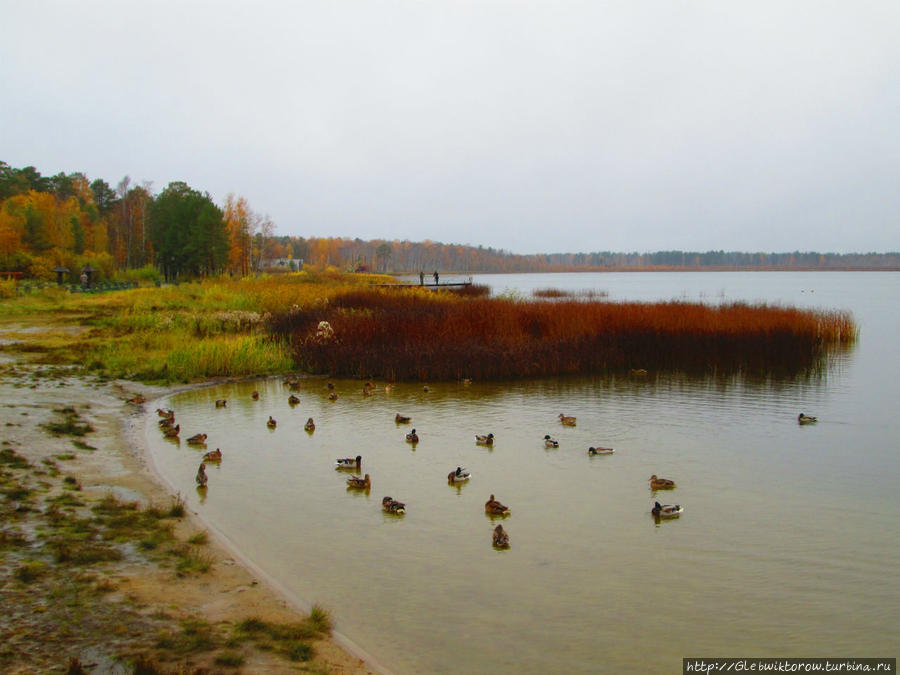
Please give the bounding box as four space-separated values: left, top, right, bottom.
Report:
382 496 406 514
346 473 371 489
215 399 227 408
304 417 315 432
202 448 222 462
186 433 207 445
195 463 208 487
448 467 471 483
267 416 277 429
251 391 259 400
588 446 614 455
798 413 818 425
336 455 362 470
328 392 338 402
543 435 559 448
485 494 510 516
163 424 180 438
558 413 577 426
288 394 300 405
406 429 419 444
475 433 494 446
395 413 411 424
157 408 174 419
652 501 683 519
492 524 510 548
649 475 676 490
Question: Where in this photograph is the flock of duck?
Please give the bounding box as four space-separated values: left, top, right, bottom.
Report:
157 374 821 545
155 379 711 548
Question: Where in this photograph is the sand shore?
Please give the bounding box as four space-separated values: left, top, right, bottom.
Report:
0 334 380 673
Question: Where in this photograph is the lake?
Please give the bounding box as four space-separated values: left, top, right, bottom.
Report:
145 272 900 673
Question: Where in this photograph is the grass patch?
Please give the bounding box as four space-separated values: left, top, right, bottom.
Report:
214 651 245 667
42 407 94 437
55 453 77 460
14 560 47 583
186 531 208 545
0 527 28 548
171 544 213 574
155 618 217 654
0 447 31 469
71 440 96 450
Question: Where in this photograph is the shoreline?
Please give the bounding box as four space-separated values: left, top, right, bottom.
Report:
134 383 390 674
0 343 380 673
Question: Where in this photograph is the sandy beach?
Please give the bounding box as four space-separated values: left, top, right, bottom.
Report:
0 326 379 673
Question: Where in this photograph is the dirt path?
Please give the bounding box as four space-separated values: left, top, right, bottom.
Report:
0 330 378 674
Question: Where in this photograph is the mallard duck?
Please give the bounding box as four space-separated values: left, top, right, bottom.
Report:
382 496 406 514
288 394 300 405
649 475 676 490
186 433 207 445
395 413 411 424
202 448 222 462
543 434 559 448
448 466 471 483
327 381 335 390
588 446 614 456
798 413 818 425
328 392 338 402
558 413 577 426
163 424 180 438
195 463 208 487
475 433 494 446
652 501 683 519
346 473 371 489
485 494 510 516
158 417 175 429
492 524 510 548
266 416 277 429
304 417 315 432
336 455 362 470
126 394 146 404
156 407 174 418
423 385 430 392
406 429 419 443
384 384 393 393
215 399 227 408
251 391 259 400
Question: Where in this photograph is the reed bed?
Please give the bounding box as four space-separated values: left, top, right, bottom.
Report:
273 289 856 380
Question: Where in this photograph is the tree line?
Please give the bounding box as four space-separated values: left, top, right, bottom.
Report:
0 161 274 281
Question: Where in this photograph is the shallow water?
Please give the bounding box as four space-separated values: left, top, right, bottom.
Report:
146 272 900 673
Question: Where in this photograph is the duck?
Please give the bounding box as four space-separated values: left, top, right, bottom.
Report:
448 466 471 483
475 433 494 446
156 408 174 418
543 435 559 448
163 424 180 438
336 455 362 470
251 391 259 400
195 463 208 487
328 392 338 402
558 413 577 426
362 387 373 397
629 368 648 376
126 394 146 404
202 448 222 462
346 473 371 489
327 382 335 390
266 416 277 429
382 496 406 514
288 394 300 405
215 399 227 408
186 433 207 445
588 446 614 455
158 417 175 430
395 413 411 424
485 494 510 516
462 378 472 385
383 384 393 393
652 501 683 519
492 524 510 548
798 413 818 425
406 429 419 444
423 385 430 392
304 417 315 432
649 475 676 490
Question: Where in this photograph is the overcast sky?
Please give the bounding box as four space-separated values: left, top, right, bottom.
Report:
2 1 897 254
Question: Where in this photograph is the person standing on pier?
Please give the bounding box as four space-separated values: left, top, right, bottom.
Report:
419 271 424 285
433 270 439 285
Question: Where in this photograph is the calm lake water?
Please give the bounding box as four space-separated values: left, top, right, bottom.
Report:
146 272 900 674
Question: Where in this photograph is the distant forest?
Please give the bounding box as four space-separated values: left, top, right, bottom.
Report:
2 161 896 280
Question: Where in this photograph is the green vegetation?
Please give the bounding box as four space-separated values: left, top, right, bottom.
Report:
42 407 94 437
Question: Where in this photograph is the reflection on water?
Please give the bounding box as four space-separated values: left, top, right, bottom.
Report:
147 364 900 674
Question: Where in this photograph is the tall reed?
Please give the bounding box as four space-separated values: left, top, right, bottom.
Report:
272 289 856 380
